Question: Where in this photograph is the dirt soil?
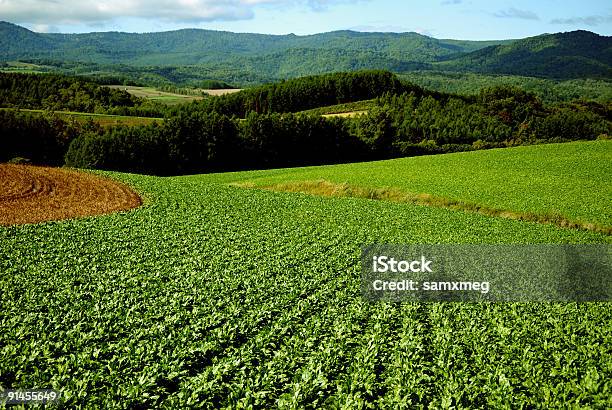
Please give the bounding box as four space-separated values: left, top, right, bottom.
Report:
0 164 142 226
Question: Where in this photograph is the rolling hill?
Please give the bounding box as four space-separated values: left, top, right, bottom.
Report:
0 21 502 65
440 30 612 79
1 22 611 83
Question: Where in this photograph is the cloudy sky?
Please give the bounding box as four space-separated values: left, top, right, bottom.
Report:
1 0 611 39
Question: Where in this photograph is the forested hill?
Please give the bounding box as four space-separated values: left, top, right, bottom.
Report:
440 30 612 79
1 21 610 81
0 21 503 65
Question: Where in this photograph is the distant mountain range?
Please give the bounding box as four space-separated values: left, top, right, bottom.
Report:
438 30 612 79
1 21 610 84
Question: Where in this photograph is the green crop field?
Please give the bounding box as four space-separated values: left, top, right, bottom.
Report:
225 140 612 231
107 86 205 105
1 142 611 408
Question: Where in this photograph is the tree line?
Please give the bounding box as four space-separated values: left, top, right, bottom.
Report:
0 110 85 165
181 70 421 118
357 86 610 157
63 112 363 175
2 71 610 175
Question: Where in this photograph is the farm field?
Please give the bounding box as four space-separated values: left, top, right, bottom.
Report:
0 108 162 127
1 142 611 408
223 140 612 230
201 88 242 96
0 61 51 74
0 164 141 225
106 85 205 105
106 85 241 104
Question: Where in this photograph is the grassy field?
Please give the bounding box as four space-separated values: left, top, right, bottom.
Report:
1 142 610 407
225 141 612 230
0 61 51 74
201 88 242 96
107 85 205 105
0 108 162 127
106 86 241 104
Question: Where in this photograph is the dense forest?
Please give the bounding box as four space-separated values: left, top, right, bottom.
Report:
2 71 609 176
0 72 136 112
399 72 612 104
0 21 504 67
5 62 608 105
184 70 410 117
0 70 420 117
0 109 87 166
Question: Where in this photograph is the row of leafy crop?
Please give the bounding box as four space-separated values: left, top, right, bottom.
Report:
1 169 610 408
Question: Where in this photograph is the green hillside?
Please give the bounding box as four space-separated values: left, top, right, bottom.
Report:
399 71 612 103
2 22 610 82
440 30 612 79
0 21 497 66
221 140 612 230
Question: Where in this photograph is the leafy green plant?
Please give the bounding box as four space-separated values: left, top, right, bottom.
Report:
1 142 610 408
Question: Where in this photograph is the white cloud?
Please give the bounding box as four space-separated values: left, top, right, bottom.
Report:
30 23 60 33
0 0 363 25
493 8 539 21
348 24 409 33
348 24 434 36
413 27 434 37
306 0 361 12
550 15 612 27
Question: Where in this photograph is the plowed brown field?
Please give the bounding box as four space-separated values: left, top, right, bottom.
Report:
0 164 141 225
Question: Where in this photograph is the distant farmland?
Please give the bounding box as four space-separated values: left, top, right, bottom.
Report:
107 85 241 105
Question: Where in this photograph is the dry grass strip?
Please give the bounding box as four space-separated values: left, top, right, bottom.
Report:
233 179 611 236
0 164 141 226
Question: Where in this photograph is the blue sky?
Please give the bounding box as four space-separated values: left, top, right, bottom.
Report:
1 0 611 39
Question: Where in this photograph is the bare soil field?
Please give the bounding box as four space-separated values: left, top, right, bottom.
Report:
201 88 242 96
0 164 141 225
